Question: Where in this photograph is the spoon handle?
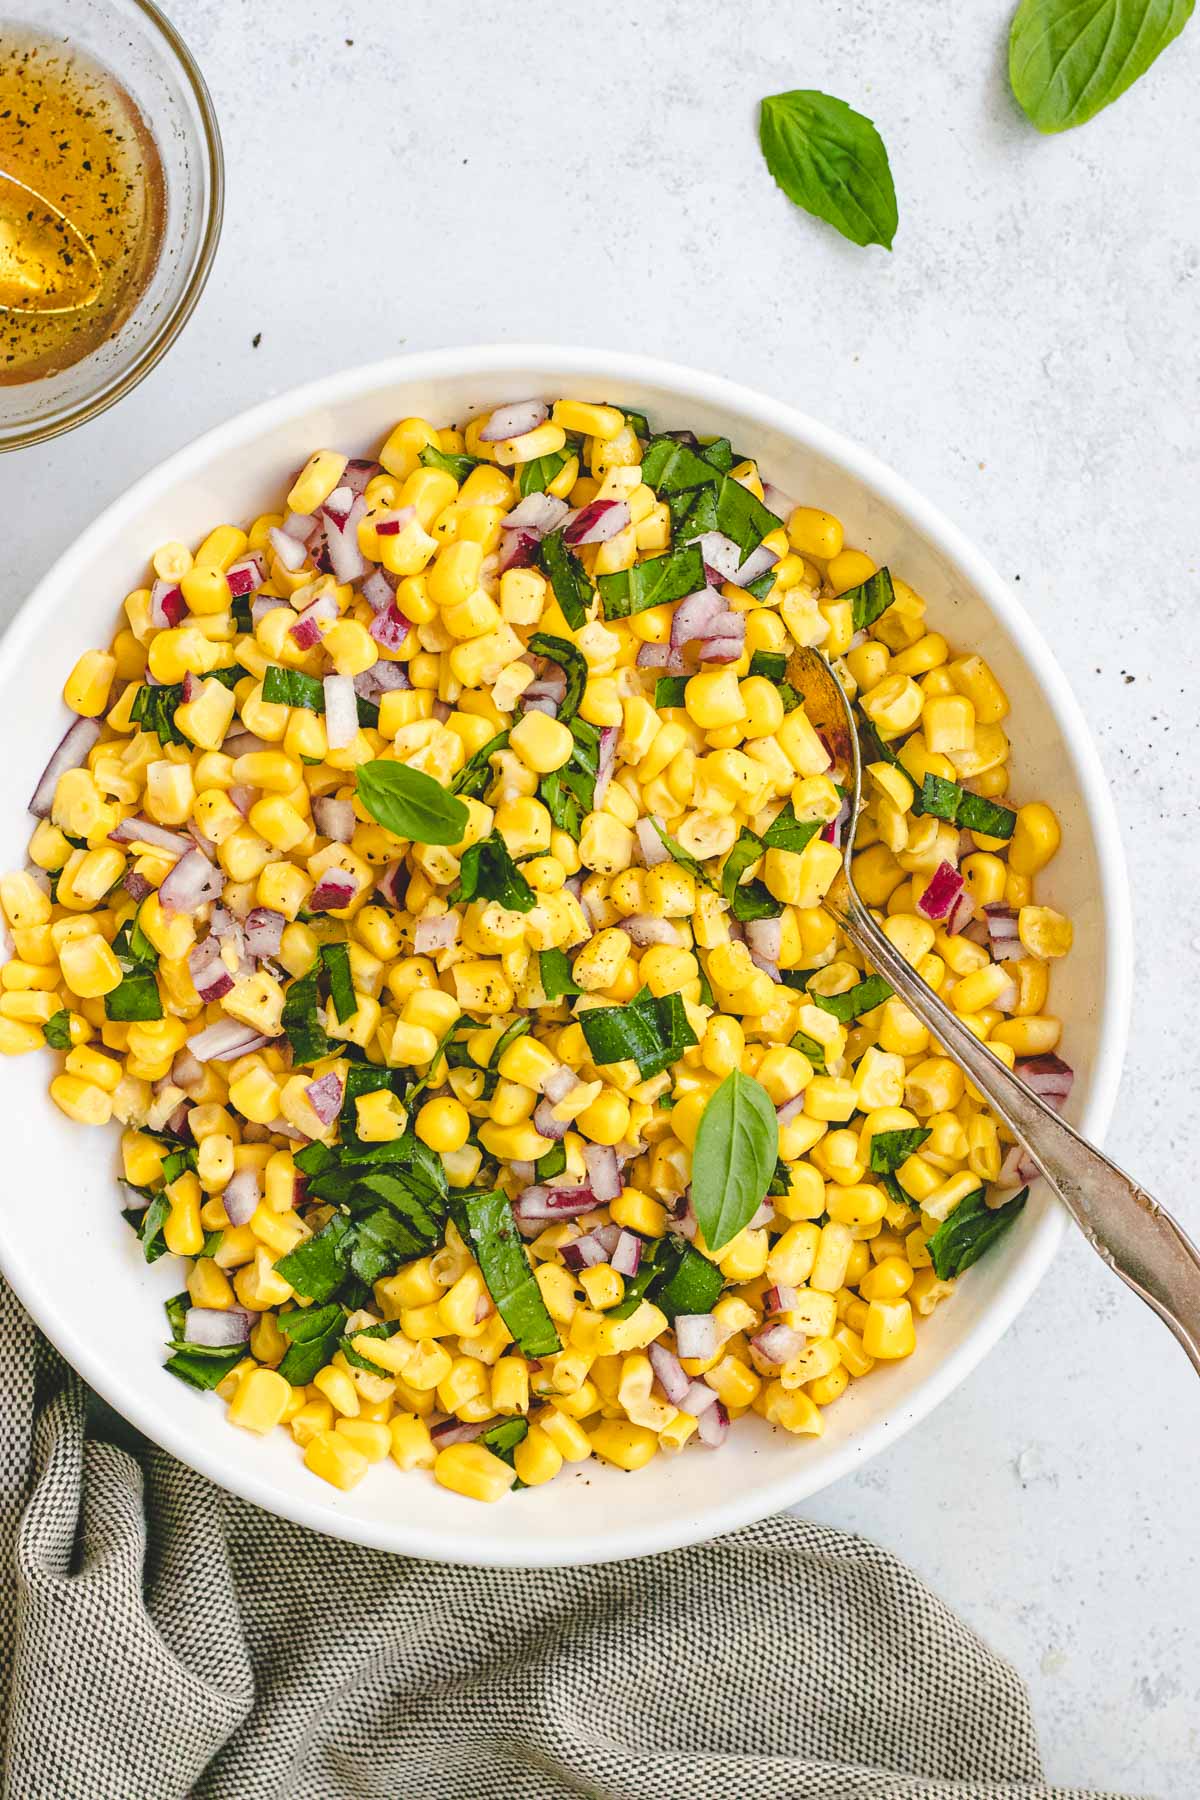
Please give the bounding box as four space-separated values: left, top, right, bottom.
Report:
830 889 1200 1376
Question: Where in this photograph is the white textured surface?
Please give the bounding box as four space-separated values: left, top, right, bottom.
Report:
2 2 1197 1792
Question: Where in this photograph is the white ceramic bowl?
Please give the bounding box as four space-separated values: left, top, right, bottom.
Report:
0 347 1132 1566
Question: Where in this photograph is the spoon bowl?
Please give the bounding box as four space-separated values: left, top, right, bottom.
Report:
0 170 103 314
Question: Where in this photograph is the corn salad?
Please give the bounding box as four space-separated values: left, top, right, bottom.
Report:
2 395 1075 1505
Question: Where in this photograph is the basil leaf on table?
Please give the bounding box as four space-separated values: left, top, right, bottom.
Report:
356 759 469 845
758 89 898 251
1009 0 1193 132
453 1188 561 1358
926 1187 1029 1280
690 1069 779 1253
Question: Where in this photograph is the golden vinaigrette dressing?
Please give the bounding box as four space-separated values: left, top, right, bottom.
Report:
0 25 164 383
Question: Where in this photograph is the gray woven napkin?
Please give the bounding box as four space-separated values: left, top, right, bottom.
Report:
0 1278 1141 1800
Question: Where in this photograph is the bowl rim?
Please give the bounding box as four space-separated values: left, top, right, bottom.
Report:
0 0 225 453
0 344 1134 1564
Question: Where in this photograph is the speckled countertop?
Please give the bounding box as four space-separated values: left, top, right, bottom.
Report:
3 3 1197 1792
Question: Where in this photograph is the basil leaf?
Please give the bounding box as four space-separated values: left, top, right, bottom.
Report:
262 665 325 711
744 571 776 601
651 1235 727 1320
450 729 509 799
534 1140 567 1182
526 631 587 723
479 1416 529 1465
277 1301 344 1385
918 773 1017 840
539 947 580 1001
1009 0 1191 132
748 650 788 682
843 566 896 633
356 759 469 846
699 436 735 473
690 1070 779 1253
130 681 187 746
671 483 720 539
760 801 823 856
453 1188 561 1357
163 1292 190 1337
419 442 479 482
654 676 690 709
320 941 357 1024
42 1008 73 1049
868 1126 932 1175
449 831 536 913
810 974 893 1023
927 1187 1028 1280
641 436 724 495
714 476 782 560
160 1146 197 1184
609 1243 663 1318
790 1029 826 1073
349 1204 424 1283
758 89 898 251
164 1342 246 1390
337 1317 403 1378
650 818 718 890
518 448 573 496
597 543 706 620
104 969 162 1022
538 529 592 630
721 830 781 924
579 989 698 1081
539 772 582 840
622 407 651 440
281 961 330 1066
274 1213 357 1302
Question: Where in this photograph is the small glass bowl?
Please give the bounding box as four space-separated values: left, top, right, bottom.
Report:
0 0 222 450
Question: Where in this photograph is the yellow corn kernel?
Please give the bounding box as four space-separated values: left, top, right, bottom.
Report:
303 1429 369 1490
287 449 347 514
787 506 844 561
861 1298 916 1359
226 1366 291 1434
312 1364 360 1418
513 1422 564 1487
434 1442 517 1501
1008 803 1061 876
685 669 745 731
63 649 116 717
587 1419 657 1472
1018 905 1073 960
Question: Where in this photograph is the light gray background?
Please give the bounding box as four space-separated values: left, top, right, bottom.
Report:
3 3 1198 1793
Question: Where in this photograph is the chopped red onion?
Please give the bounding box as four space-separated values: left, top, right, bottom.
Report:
503 492 570 534
561 1232 609 1273
368 504 416 540
610 1230 642 1278
636 817 670 867
244 907 285 958
122 871 152 904
429 1417 488 1448
697 1398 729 1447
917 860 964 922
309 869 358 911
620 914 682 948
224 728 269 758
188 936 234 1002
1016 1054 1074 1111
671 588 727 649
541 1063 579 1105
29 716 102 817
635 642 672 669
497 526 542 573
776 1094 808 1127
323 674 358 749
747 1199 776 1230
999 1142 1040 1186
361 568 397 613
184 1307 252 1346
342 457 380 495
323 495 369 583
283 509 317 539
170 1047 204 1095
744 916 782 965
321 485 354 527
983 903 1023 960
368 601 411 653
187 1019 274 1063
221 1167 261 1226
355 660 410 701
512 1185 599 1222
763 1284 800 1315
593 726 617 808
944 890 977 937
268 525 307 572
226 554 266 598
563 498 630 546
582 1143 620 1204
533 1096 570 1141
648 1341 690 1405
681 1380 719 1417
701 629 746 664
305 1072 344 1126
731 542 779 587
674 1313 717 1361
691 532 745 584
747 950 781 983
761 481 795 519
164 1101 192 1140
479 399 547 442
311 795 356 844
375 862 404 909
159 848 225 916
751 1322 805 1364
413 914 460 955
289 590 338 651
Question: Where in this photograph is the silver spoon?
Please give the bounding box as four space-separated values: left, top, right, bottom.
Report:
0 169 102 314
789 645 1200 1374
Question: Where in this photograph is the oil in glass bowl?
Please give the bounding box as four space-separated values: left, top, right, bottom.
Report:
0 24 165 384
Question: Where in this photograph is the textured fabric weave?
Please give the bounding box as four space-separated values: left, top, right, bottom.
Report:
0 1277 1141 1800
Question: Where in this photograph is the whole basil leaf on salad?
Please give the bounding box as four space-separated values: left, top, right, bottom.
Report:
690 1070 779 1253
356 760 468 846
758 89 898 251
